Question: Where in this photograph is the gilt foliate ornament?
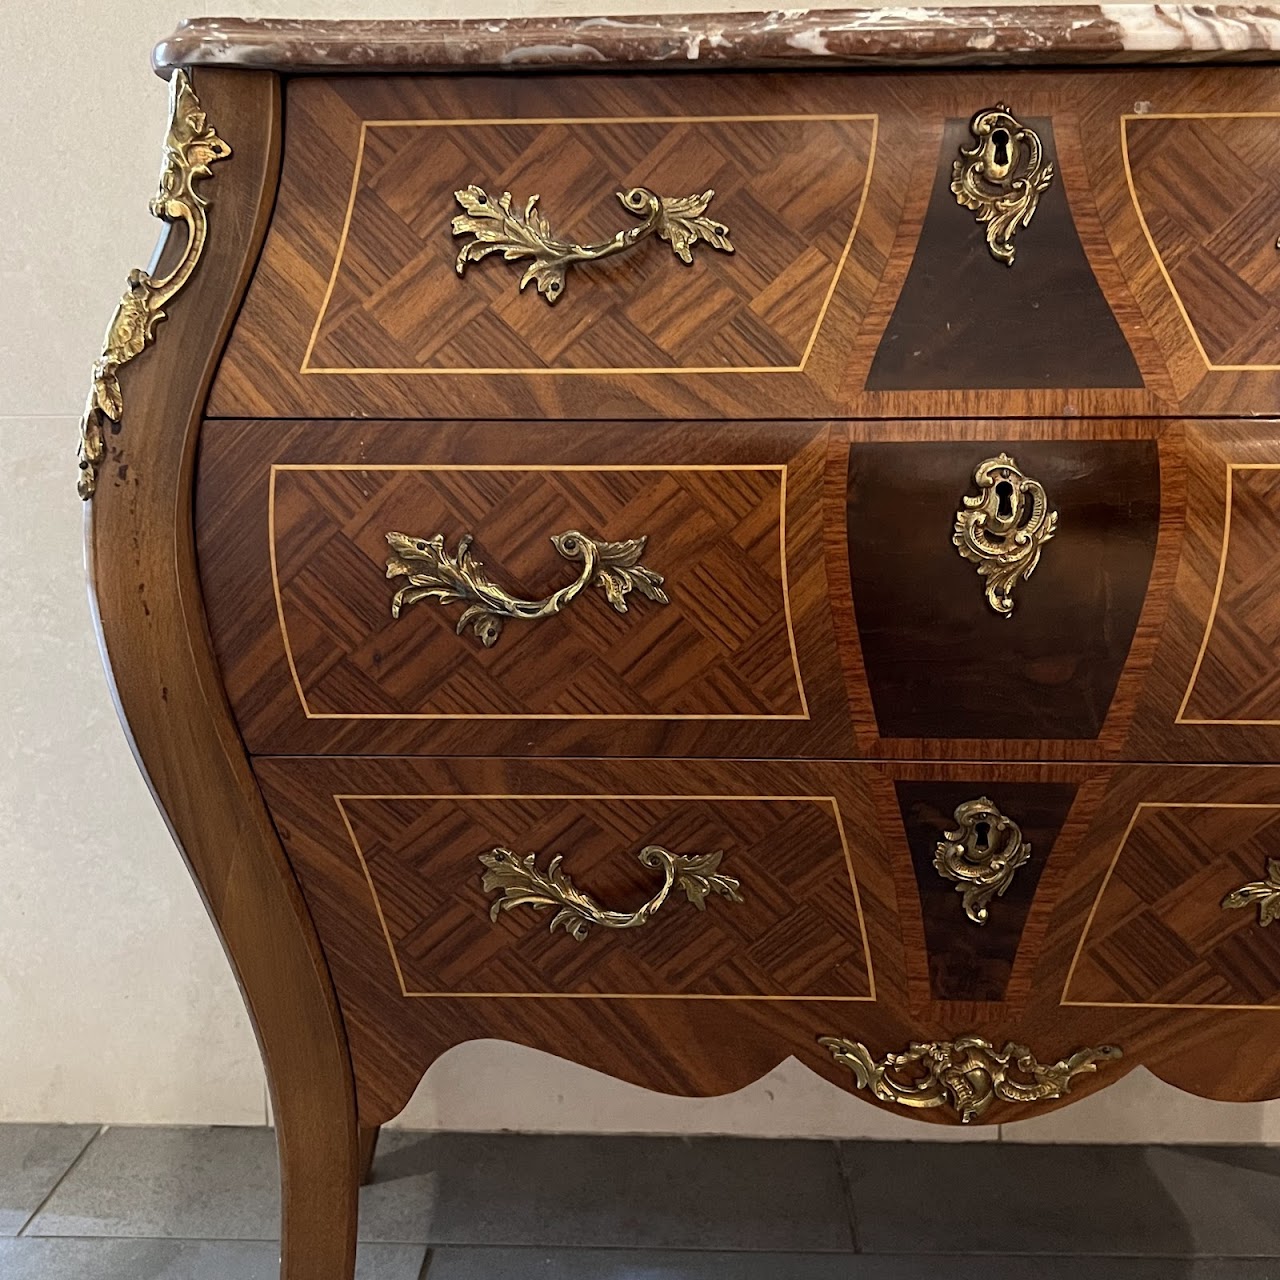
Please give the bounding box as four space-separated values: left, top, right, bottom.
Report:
385 529 667 647
820 1034 1121 1124
78 70 231 499
452 184 733 304
480 845 742 941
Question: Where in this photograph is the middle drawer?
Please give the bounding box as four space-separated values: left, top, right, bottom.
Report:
197 416 1269 761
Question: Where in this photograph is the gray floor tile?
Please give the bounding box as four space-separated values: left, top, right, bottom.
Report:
841 1142 1208 1256
25 1126 279 1240
423 1247 858 1278
0 1125 99 1237
1146 1147 1280 1257
423 1254 1280 1279
363 1131 853 1251
0 1238 424 1279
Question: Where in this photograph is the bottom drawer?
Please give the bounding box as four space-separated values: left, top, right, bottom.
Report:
255 757 1280 1126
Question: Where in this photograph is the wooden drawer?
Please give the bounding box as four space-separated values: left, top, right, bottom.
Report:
197 418 850 757
208 68 1280 421
198 417 1280 761
251 755 1280 1126
257 770 874 1003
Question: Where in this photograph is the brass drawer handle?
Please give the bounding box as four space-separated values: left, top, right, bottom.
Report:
819 1034 1121 1124
934 796 1030 926
480 845 743 942
1222 859 1280 926
385 529 668 648
953 453 1058 616
452 184 734 304
952 103 1053 267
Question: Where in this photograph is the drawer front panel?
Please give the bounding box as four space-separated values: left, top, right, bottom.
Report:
843 434 1163 744
1063 798 1280 1010
263 782 873 1001
200 418 1280 761
197 418 851 757
211 68 1280 420
253 757 1280 1126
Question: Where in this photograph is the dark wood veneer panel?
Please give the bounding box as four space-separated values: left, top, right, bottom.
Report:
846 438 1160 741
866 118 1142 391
895 780 1076 1001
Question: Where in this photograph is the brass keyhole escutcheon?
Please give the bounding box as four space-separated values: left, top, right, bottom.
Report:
933 797 1031 926
953 453 1059 616
951 104 1054 266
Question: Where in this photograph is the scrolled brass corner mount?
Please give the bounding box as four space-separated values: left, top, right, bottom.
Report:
451 184 733 303
951 103 1054 267
78 70 231 499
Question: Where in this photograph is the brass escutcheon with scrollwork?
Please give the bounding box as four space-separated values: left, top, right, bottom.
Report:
77 70 231 499
385 529 668 647
480 845 743 942
934 796 1031 926
951 103 1054 266
451 184 733 304
819 1034 1122 1124
953 453 1058 616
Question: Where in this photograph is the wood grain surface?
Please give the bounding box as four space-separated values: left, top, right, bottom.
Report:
195 415 1280 761
208 68 1280 420
195 417 851 757
85 70 360 1280
865 117 1142 391
253 755 1280 1127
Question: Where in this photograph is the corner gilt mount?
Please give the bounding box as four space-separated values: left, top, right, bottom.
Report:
78 70 231 499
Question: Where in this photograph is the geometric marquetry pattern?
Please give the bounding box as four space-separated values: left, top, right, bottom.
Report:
270 464 804 720
338 794 872 998
1181 467 1280 723
1065 803 1280 1007
1127 116 1280 368
305 116 874 373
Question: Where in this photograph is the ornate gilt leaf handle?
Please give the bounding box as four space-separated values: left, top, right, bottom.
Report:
452 184 733 304
952 104 1054 267
953 453 1058 616
819 1034 1121 1124
78 70 231 499
1222 859 1280 926
480 845 743 942
385 528 668 647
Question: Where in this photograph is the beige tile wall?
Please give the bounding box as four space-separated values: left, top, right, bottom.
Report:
2 0 1275 1140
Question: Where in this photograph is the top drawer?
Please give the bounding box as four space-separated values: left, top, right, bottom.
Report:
209 68 1280 420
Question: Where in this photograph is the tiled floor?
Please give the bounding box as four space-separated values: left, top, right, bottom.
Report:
3 1125 1280 1278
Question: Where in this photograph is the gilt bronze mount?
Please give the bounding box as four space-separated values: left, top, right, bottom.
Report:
934 796 1030 926
452 184 733 303
953 452 1058 616
1223 859 1280 927
480 845 742 941
385 529 668 647
820 1034 1121 1124
78 70 231 499
952 104 1054 266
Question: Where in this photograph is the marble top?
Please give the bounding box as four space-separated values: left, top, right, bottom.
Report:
153 6 1280 73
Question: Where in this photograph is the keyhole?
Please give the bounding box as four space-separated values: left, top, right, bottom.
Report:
973 821 991 851
991 128 1011 168
995 480 1015 520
